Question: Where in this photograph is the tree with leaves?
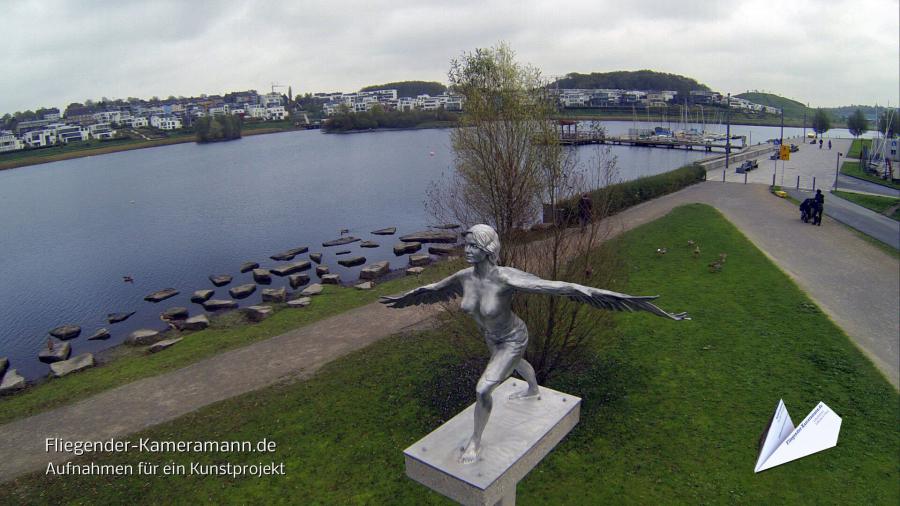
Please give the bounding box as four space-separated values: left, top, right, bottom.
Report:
877 110 897 138
846 109 868 138
812 108 831 136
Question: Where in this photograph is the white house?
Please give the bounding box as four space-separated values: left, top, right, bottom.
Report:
22 128 56 147
209 104 230 116
89 122 116 140
266 106 288 120
260 92 284 108
122 116 149 128
0 131 24 152
150 116 182 130
245 104 267 119
55 124 90 143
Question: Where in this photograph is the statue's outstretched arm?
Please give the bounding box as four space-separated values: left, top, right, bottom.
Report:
503 268 690 321
379 270 465 308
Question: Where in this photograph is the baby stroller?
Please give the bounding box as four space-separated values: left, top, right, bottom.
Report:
799 198 815 223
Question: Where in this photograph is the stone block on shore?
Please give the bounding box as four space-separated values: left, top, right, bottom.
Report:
270 261 311 276
191 290 214 303
87 328 111 340
371 227 397 235
300 284 323 296
229 283 257 299
38 342 71 363
107 311 136 324
126 329 163 346
49 325 81 340
208 274 233 287
203 299 238 311
0 369 26 394
240 261 259 273
409 254 431 267
315 265 330 277
261 287 287 303
337 256 366 267
309 253 323 264
245 305 273 322
321 274 341 284
360 261 390 280
149 338 183 354
253 268 272 284
289 273 310 289
176 314 210 331
144 288 179 302
406 267 425 275
399 230 458 244
50 353 94 377
161 307 189 320
394 242 422 255
287 297 311 308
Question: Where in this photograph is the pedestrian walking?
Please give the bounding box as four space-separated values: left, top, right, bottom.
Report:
578 194 593 231
828 139 832 150
813 189 824 226
819 139 823 149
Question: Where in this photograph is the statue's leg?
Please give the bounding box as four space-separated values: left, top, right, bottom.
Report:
460 377 499 464
509 359 541 399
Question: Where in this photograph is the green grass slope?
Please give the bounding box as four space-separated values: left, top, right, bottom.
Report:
3 205 896 504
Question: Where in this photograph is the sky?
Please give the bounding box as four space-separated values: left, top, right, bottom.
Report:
2 0 898 114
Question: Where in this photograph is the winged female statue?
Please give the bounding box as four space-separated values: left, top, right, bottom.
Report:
380 224 688 464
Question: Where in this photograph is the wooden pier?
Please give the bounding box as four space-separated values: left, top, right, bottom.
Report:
556 120 745 153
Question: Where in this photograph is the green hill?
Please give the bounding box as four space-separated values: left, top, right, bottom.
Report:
735 92 812 120
360 81 446 98
553 70 709 97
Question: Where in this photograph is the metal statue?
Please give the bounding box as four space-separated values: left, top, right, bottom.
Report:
380 224 688 464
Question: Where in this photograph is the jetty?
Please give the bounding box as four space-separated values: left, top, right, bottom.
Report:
556 120 746 152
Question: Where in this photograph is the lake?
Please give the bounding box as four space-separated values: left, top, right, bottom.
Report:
0 121 859 380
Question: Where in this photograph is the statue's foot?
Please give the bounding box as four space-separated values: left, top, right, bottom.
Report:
508 388 540 400
459 439 480 464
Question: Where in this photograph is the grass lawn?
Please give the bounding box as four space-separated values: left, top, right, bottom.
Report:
3 204 896 504
846 138 872 159
840 161 900 190
0 261 460 426
833 190 900 221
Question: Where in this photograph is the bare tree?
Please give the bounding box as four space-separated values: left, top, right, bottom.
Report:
427 43 623 381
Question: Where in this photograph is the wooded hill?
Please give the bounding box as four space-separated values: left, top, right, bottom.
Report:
552 70 710 96
360 81 446 98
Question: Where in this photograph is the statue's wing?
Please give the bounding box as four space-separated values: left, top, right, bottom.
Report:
562 285 690 320
379 283 463 308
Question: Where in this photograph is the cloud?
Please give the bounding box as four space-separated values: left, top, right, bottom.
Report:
1 0 896 113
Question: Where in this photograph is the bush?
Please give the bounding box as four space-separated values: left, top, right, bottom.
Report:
554 163 706 224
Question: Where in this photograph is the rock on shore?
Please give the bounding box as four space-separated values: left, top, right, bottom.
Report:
209 274 233 287
161 307 189 320
107 311 136 324
1 369 26 394
252 268 272 284
371 227 397 235
289 274 310 289
50 353 94 377
144 288 179 302
261 287 287 303
270 261 311 276
360 241 379 248
191 290 214 303
229 283 257 299
309 253 323 264
175 314 210 331
300 284 323 296
287 297 311 308
87 328 111 340
315 265 330 277
321 274 341 284
409 254 431 266
429 244 461 256
399 231 458 243
245 305 273 322
203 299 238 311
360 261 390 280
270 246 308 261
337 256 366 267
149 338 182 353
126 329 163 346
393 242 422 255
38 342 71 363
240 261 259 273
49 325 81 340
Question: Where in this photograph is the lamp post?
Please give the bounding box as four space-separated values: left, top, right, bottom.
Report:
725 93 731 171
834 152 843 190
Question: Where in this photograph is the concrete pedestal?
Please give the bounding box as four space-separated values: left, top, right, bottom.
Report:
404 378 581 505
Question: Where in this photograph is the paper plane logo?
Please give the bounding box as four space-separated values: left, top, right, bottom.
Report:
754 399 842 473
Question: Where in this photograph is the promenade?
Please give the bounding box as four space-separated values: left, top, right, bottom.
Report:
1 181 897 483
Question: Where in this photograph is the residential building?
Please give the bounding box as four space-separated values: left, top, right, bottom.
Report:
89 122 116 140
150 116 182 130
55 124 90 143
0 131 24 152
266 106 288 120
22 128 56 147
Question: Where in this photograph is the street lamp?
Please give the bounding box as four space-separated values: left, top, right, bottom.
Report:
834 152 843 190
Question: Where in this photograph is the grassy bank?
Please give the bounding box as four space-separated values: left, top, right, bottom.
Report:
0 262 459 426
0 123 303 171
846 138 872 159
3 205 896 504
840 161 900 190
833 190 900 221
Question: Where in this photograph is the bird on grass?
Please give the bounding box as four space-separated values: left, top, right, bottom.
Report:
656 248 667 256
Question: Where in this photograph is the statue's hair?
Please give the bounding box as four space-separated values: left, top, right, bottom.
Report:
463 224 500 264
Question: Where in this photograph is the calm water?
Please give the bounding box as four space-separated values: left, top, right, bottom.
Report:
0 122 842 380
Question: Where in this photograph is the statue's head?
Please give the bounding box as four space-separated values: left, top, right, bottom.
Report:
463 224 500 265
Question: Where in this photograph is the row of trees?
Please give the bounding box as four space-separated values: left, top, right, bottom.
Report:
555 70 710 98
194 115 242 143
323 106 457 132
832 108 897 138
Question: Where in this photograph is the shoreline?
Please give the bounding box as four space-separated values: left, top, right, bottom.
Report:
0 126 306 172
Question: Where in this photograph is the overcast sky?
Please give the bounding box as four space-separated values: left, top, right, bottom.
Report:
2 0 898 113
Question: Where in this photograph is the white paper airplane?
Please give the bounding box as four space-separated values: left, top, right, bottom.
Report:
754 399 842 473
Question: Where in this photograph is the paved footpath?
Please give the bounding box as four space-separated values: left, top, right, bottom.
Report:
785 187 900 249
1 181 897 483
